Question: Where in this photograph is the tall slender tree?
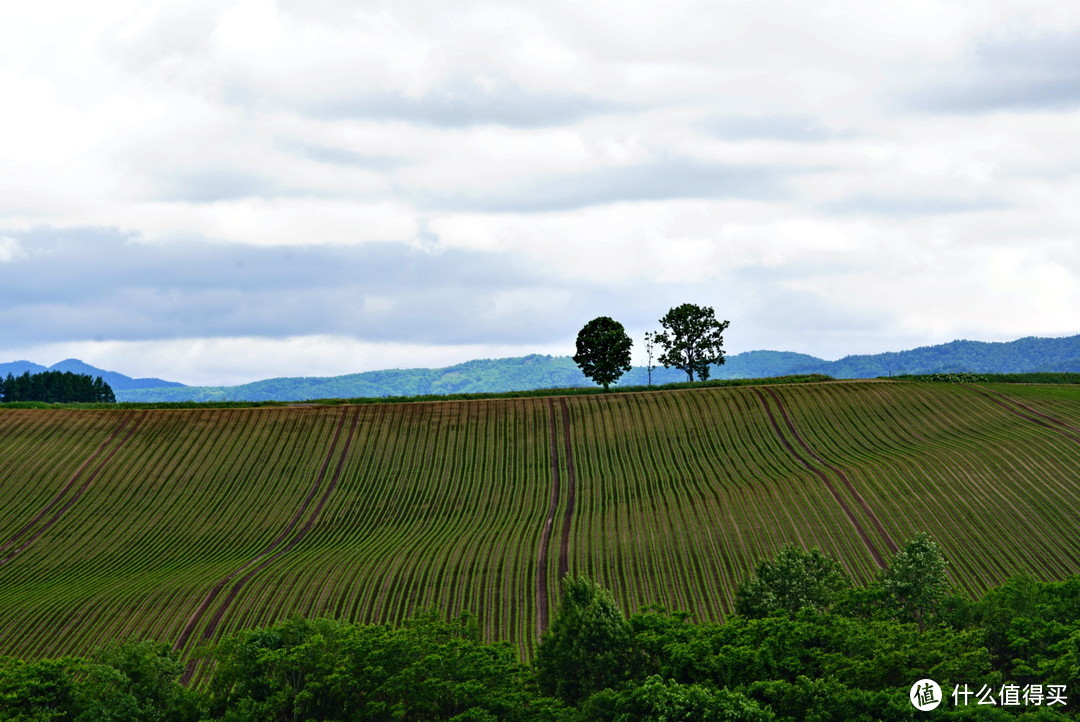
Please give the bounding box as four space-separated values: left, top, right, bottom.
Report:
643 331 657 386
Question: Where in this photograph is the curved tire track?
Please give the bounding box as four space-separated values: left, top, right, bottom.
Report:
176 406 358 679
558 398 576 580
752 388 888 568
0 413 145 565
536 399 561 636
764 388 898 555
969 385 1080 444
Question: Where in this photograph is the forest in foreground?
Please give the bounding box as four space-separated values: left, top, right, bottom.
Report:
2 538 1076 720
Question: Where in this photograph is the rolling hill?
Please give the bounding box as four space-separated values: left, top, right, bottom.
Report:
0 379 1077 677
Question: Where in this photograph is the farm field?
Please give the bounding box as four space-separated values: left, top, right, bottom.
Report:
0 381 1077 674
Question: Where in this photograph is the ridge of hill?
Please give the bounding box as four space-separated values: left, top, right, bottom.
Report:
0 359 185 392
5 334 1077 402
118 333 1080 402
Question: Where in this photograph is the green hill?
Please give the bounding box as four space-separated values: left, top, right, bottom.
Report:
1 380 1077 670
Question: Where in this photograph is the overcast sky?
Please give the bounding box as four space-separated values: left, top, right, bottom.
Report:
2 1 1078 385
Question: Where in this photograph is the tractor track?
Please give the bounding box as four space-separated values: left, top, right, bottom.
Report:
536 399 561 636
557 398 576 580
0 412 145 565
969 385 1080 444
752 388 888 568
176 406 359 681
764 387 898 555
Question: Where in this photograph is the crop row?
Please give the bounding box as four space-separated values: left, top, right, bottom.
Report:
757 382 1080 596
0 381 1077 666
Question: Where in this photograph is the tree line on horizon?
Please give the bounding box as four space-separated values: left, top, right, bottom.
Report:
0 371 116 404
574 303 730 391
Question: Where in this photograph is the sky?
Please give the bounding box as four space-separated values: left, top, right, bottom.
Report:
2 0 1078 386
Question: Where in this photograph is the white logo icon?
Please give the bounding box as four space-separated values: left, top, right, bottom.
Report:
911 679 942 711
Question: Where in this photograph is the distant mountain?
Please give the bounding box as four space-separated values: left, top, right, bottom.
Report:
0 359 185 392
107 333 1080 403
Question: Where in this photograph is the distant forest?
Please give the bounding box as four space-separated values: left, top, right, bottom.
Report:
115 334 1080 403
0 371 116 404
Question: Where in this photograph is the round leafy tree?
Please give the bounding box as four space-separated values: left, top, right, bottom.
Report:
573 316 633 391
735 545 851 618
878 531 950 631
535 576 631 705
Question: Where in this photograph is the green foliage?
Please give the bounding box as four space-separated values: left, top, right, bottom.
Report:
959 575 1080 687
625 606 698 681
742 676 913 722
734 545 851 619
642 331 657 385
1 569 1078 720
878 532 951 631
655 613 995 693
73 639 201 722
536 576 633 705
0 371 115 403
573 317 633 391
653 304 730 382
0 641 198 722
896 372 1080 384
0 657 77 722
925 372 989 383
576 675 775 722
206 612 564 721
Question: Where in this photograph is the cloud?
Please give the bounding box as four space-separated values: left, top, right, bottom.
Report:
1 1 1079 383
911 30 1080 113
0 237 29 263
702 114 852 142
307 80 621 129
420 157 796 213
0 227 589 347
818 195 1006 217
7 335 579 387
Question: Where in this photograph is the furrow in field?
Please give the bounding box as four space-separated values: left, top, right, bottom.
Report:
0 413 145 565
751 388 886 568
179 407 360 682
765 387 898 555
0 413 135 558
558 398 576 580
770 382 1080 593
969 385 1080 443
536 398 561 636
174 406 354 659
204 407 360 627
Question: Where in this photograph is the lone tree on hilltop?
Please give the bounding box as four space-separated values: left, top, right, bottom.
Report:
573 316 633 391
654 303 729 382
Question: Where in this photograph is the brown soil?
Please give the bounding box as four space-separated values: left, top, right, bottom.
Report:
558 398 576 580
536 399 561 637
